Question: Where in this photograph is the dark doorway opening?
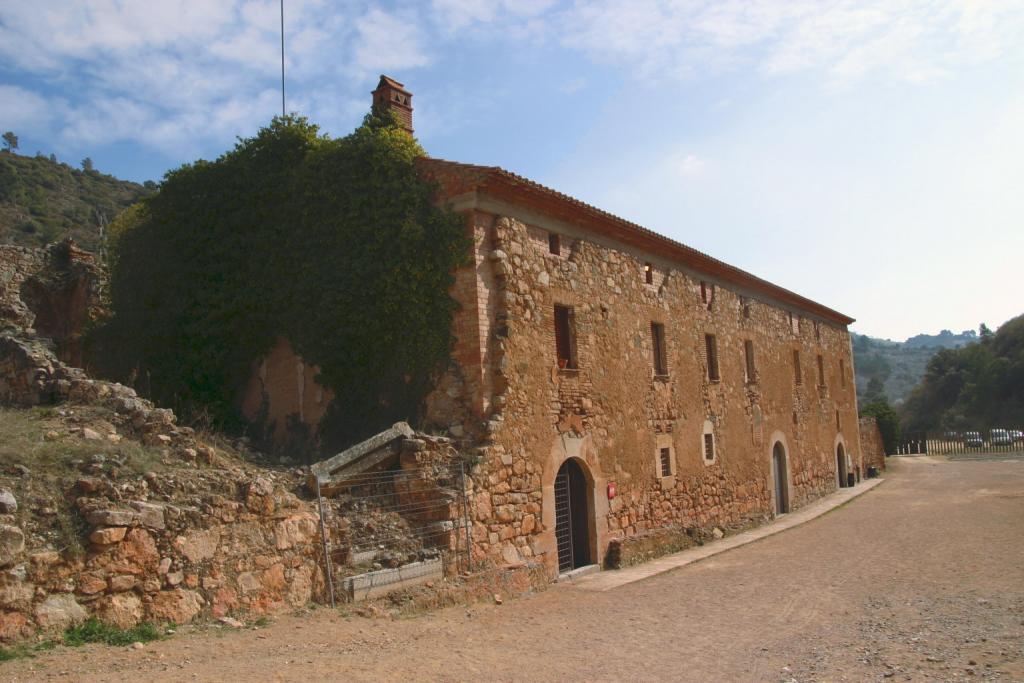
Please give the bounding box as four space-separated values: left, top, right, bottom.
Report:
837 443 848 488
772 442 789 515
554 459 591 573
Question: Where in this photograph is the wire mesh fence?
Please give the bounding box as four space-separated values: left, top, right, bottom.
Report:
896 428 1024 457
315 461 471 602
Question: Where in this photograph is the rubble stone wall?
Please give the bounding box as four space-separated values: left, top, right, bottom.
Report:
859 416 887 473
430 213 862 576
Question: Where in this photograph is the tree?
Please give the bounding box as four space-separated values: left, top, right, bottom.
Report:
2 131 17 152
861 398 900 454
81 157 94 171
100 111 469 455
863 376 886 403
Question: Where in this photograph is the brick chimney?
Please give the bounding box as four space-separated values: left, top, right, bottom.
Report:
371 75 413 134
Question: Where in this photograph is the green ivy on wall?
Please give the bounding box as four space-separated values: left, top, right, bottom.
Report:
98 110 469 453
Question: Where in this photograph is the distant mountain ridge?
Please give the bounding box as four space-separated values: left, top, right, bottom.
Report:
0 150 153 253
852 329 978 406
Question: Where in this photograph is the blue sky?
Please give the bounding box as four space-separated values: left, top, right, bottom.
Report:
2 0 1023 341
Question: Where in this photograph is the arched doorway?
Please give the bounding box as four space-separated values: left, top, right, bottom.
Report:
771 442 789 515
554 458 592 573
836 443 848 488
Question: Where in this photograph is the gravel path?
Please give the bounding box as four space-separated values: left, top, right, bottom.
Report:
5 456 1023 682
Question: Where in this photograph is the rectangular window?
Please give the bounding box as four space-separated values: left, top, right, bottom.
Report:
701 281 715 309
741 296 751 319
703 433 715 461
813 320 821 341
548 232 561 255
744 340 756 383
554 305 576 369
705 334 720 381
817 354 825 387
659 447 672 477
836 409 841 430
651 322 668 376
644 262 653 285
840 359 846 388
793 349 802 386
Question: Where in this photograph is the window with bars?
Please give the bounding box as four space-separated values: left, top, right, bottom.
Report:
705 334 720 381
652 322 668 376
703 433 715 461
554 305 577 369
793 349 802 386
659 447 672 477
744 339 756 383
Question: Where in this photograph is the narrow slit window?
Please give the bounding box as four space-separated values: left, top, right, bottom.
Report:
836 409 841 430
703 433 715 461
548 232 561 255
554 305 576 369
840 359 846 388
813 320 821 341
793 349 802 386
644 262 653 285
659 447 672 477
651 322 668 376
817 354 825 387
705 334 720 381
701 281 715 309
741 296 751 319
744 340 756 383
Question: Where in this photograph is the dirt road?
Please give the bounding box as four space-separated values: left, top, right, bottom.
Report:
5 456 1023 682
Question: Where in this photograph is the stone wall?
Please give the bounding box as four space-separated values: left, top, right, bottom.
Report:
432 214 863 576
859 416 887 474
0 240 105 366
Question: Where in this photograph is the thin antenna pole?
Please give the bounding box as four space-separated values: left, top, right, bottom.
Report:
280 0 286 117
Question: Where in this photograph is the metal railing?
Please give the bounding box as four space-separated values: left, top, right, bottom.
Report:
896 428 1024 457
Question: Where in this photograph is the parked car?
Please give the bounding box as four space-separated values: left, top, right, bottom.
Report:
990 428 1013 446
964 431 983 447
1012 430 1024 444
943 431 961 440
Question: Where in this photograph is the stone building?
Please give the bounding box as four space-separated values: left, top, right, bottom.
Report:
254 76 865 578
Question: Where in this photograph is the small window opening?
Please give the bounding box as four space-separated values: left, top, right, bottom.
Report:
814 320 821 341
548 232 561 255
836 409 841 430
741 296 751 319
644 262 653 285
652 322 668 376
744 340 756 383
705 334 720 381
840 359 846 388
703 433 715 461
659 447 672 477
554 305 577 369
700 281 715 309
793 349 802 386
817 354 825 387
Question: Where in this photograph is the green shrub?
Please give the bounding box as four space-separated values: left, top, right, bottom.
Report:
63 618 163 647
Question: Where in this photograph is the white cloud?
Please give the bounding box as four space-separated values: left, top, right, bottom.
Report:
560 0 1024 84
353 8 429 73
0 85 59 133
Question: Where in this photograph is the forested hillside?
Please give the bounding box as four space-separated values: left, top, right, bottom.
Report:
900 315 1024 433
852 329 977 406
0 149 153 252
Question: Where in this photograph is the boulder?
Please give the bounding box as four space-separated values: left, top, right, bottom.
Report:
147 589 202 624
0 488 16 514
94 593 143 628
34 594 87 630
0 525 25 567
89 527 127 545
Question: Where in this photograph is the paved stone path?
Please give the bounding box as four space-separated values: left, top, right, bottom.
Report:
5 456 1023 682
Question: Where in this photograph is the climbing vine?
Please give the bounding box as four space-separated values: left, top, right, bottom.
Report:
99 110 468 452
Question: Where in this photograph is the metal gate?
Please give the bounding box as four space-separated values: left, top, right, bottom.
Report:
554 459 590 573
314 461 472 602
